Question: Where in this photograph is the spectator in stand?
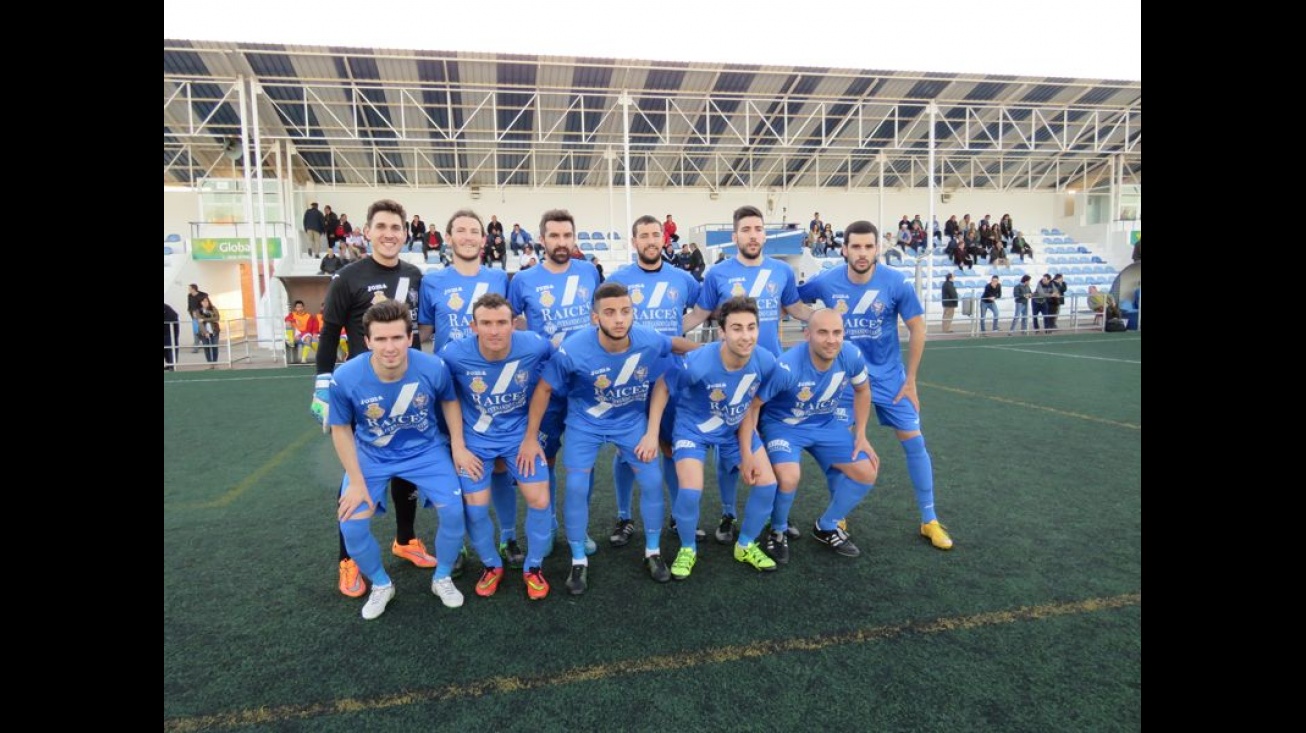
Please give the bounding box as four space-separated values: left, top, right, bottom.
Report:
164 302 180 371
186 283 209 353
1010 274 1032 333
1032 273 1056 333
323 206 340 254
688 242 706 281
944 214 960 244
897 214 911 232
965 225 985 265
320 249 344 275
408 215 427 254
896 222 913 256
990 237 1010 267
593 259 605 284
333 214 353 252
508 223 533 256
285 299 321 364
675 243 694 271
663 214 678 246
303 202 326 257
486 215 505 245
999 213 1015 245
979 276 1001 333
519 249 537 270
1087 285 1115 326
423 227 445 264
910 223 927 256
941 273 959 333
809 212 824 238
1010 231 1032 263
196 296 221 367
952 234 974 271
714 251 727 265
931 216 942 245
1049 273 1068 330
569 242 586 261
486 235 508 270
978 214 992 242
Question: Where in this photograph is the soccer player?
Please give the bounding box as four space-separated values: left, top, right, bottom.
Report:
330 300 478 619
606 214 702 545
798 220 954 550
754 308 879 562
518 283 698 594
680 205 813 544
417 210 522 568
652 296 781 580
507 209 602 552
440 294 555 601
310 199 436 599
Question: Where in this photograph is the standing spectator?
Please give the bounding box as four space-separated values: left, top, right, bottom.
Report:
999 213 1015 244
196 296 221 367
408 215 427 254
663 214 678 246
979 276 1001 333
1032 273 1056 333
1049 273 1068 330
164 302 180 371
486 215 504 245
1010 275 1032 333
319 249 344 275
186 283 209 353
323 206 340 254
508 223 533 256
944 214 960 243
688 242 706 281
303 202 326 257
941 273 959 333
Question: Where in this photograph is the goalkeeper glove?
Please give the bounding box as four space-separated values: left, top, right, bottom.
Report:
310 374 331 432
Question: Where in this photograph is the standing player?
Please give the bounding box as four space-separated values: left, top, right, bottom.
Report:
798 220 954 550
754 309 879 562
508 209 602 553
652 296 781 580
440 294 556 601
418 210 521 568
310 199 436 598
330 300 477 619
606 215 702 545
681 205 813 544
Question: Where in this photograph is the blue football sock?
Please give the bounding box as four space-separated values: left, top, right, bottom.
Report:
490 470 517 542
547 464 559 532
717 459 739 519
902 435 938 524
340 517 389 587
433 502 465 580
823 465 840 500
564 469 592 562
613 457 634 520
672 488 703 552
739 482 778 547
635 457 665 553
770 488 797 534
662 455 680 507
464 503 502 569
524 506 552 569
818 472 874 531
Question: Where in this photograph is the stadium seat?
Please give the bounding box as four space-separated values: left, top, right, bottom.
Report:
580 242 594 252
591 231 605 240
595 242 609 251
165 233 182 243
164 246 174 256
577 232 591 240
610 231 621 240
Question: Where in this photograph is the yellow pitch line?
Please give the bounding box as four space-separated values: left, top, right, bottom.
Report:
920 381 1140 430
163 592 1140 732
194 428 322 509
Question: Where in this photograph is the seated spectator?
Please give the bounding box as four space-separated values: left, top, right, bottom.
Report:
1010 232 1033 263
1087 285 1115 326
284 299 320 364
990 240 1010 267
508 224 533 256
896 223 913 255
319 250 344 275
519 250 536 270
951 240 973 270
674 243 694 270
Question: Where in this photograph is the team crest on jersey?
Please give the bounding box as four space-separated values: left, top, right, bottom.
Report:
414 393 429 409
766 282 779 297
634 365 648 383
470 376 488 394
631 288 645 304
872 300 887 316
594 374 611 390
364 402 385 420
540 290 556 307
577 286 590 303
797 386 814 402
709 387 726 402
514 370 529 387
834 299 848 314
371 292 389 305
448 293 464 310
667 288 679 303
730 282 746 297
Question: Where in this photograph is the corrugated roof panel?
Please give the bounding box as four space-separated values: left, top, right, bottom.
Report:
904 78 951 100
163 43 207 76
244 52 296 79
643 67 687 91
1074 86 1118 105
965 81 1010 102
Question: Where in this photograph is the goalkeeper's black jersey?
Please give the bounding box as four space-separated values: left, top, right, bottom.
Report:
316 257 423 373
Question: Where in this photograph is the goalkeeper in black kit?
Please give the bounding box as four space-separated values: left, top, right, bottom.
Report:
311 199 439 598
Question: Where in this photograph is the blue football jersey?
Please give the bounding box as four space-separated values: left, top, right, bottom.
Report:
418 266 509 351
757 342 868 428
439 331 552 451
607 264 700 337
798 264 923 384
696 256 799 356
669 343 777 441
328 349 455 462
508 259 601 348
542 325 673 433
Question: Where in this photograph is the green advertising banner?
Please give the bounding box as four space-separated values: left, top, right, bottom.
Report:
1129 230 1141 245
192 238 283 260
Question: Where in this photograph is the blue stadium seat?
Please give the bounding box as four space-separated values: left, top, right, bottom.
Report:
610 231 621 240
1050 228 1063 236
577 232 591 241
164 246 174 256
594 242 609 251
591 231 605 240
165 233 182 243
579 242 594 252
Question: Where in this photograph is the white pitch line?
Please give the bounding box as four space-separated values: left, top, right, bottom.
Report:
979 345 1141 364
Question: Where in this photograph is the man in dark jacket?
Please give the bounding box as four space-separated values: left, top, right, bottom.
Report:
303 202 326 256
941 273 959 333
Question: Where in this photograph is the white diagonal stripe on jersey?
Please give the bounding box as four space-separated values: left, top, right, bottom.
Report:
466 282 490 313
389 383 419 417
748 270 772 298
783 416 803 425
696 415 724 433
729 373 756 406
473 410 493 433
851 290 878 314
587 402 614 418
562 276 579 306
396 277 412 303
491 360 520 394
613 354 641 386
818 371 846 402
648 282 668 308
